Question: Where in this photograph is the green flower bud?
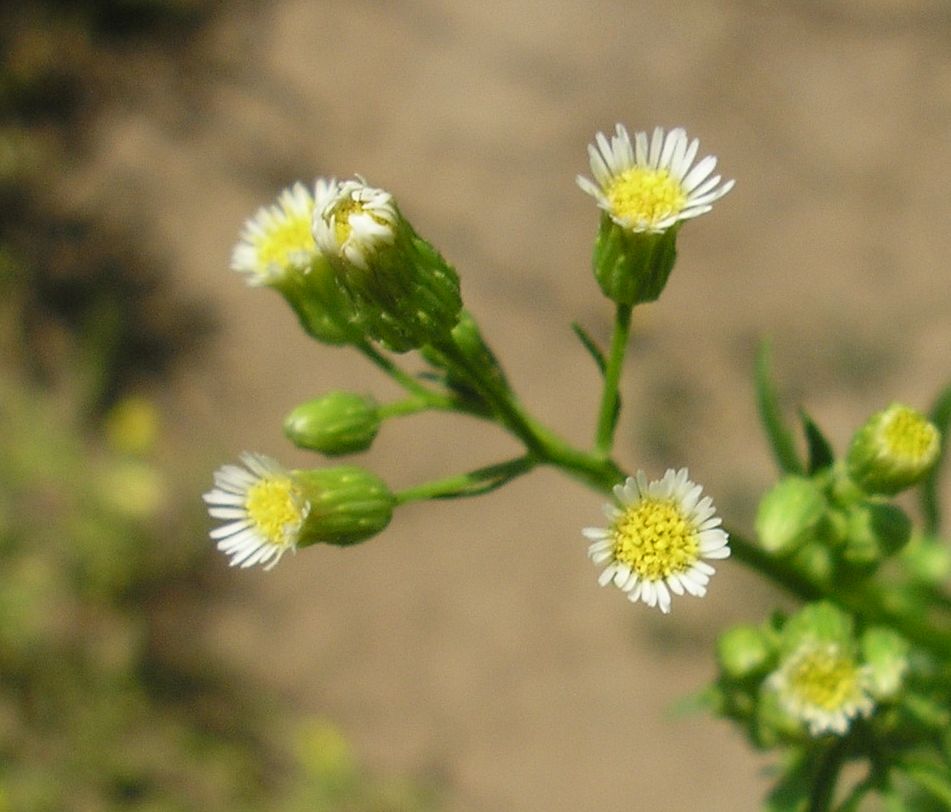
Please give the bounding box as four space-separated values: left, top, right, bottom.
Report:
420 310 507 411
901 534 951 585
846 403 940 496
295 466 394 547
860 627 909 700
284 392 380 456
840 501 912 568
780 601 854 655
755 475 828 556
313 178 462 352
717 625 773 680
591 217 679 306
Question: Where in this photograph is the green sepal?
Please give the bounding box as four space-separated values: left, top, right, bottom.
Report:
295 466 394 547
273 256 361 345
755 341 804 475
592 216 679 306
334 219 462 352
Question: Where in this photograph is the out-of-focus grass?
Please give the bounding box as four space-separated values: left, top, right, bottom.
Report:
0 2 441 809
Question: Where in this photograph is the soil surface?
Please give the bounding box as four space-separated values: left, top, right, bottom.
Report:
75 1 951 808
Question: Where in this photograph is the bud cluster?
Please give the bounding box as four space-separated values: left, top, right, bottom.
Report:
754 404 939 577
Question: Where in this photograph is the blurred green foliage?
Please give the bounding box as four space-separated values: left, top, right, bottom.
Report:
0 2 440 809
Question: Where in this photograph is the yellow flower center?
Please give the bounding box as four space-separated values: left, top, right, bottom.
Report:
881 407 939 462
254 211 314 273
245 477 304 546
612 498 699 580
606 167 687 227
788 647 862 712
330 199 392 248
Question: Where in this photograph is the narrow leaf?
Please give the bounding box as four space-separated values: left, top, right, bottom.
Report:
571 322 607 375
800 408 835 474
921 382 951 535
755 340 804 475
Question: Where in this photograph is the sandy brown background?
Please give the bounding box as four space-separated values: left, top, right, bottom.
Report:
71 1 951 808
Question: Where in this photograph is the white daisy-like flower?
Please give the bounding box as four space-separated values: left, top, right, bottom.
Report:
583 468 730 614
577 124 735 234
768 640 875 736
312 176 398 271
231 182 319 286
203 452 310 570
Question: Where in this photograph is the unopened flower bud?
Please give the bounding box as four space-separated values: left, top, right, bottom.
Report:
717 625 773 680
420 310 507 411
861 627 909 700
846 403 940 496
755 476 827 556
312 177 462 351
284 392 380 456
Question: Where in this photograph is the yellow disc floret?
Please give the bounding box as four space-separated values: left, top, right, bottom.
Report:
788 646 863 712
245 476 305 546
612 498 699 580
880 406 939 461
253 211 314 272
606 167 687 228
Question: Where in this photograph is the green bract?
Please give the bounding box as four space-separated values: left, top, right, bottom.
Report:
591 217 679 306
295 466 395 547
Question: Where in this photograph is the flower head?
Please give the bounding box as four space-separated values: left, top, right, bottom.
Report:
584 468 730 613
577 124 734 234
310 175 462 352
203 453 309 570
232 182 319 285
847 403 941 495
768 639 875 736
312 177 398 271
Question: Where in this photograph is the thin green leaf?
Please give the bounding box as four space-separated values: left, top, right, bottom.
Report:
571 321 607 375
901 761 951 808
921 382 951 535
800 408 835 474
756 340 804 475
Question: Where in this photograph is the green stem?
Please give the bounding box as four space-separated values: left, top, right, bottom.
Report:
810 739 849 812
727 530 824 603
432 333 625 492
595 303 633 455
356 341 437 401
396 455 538 504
